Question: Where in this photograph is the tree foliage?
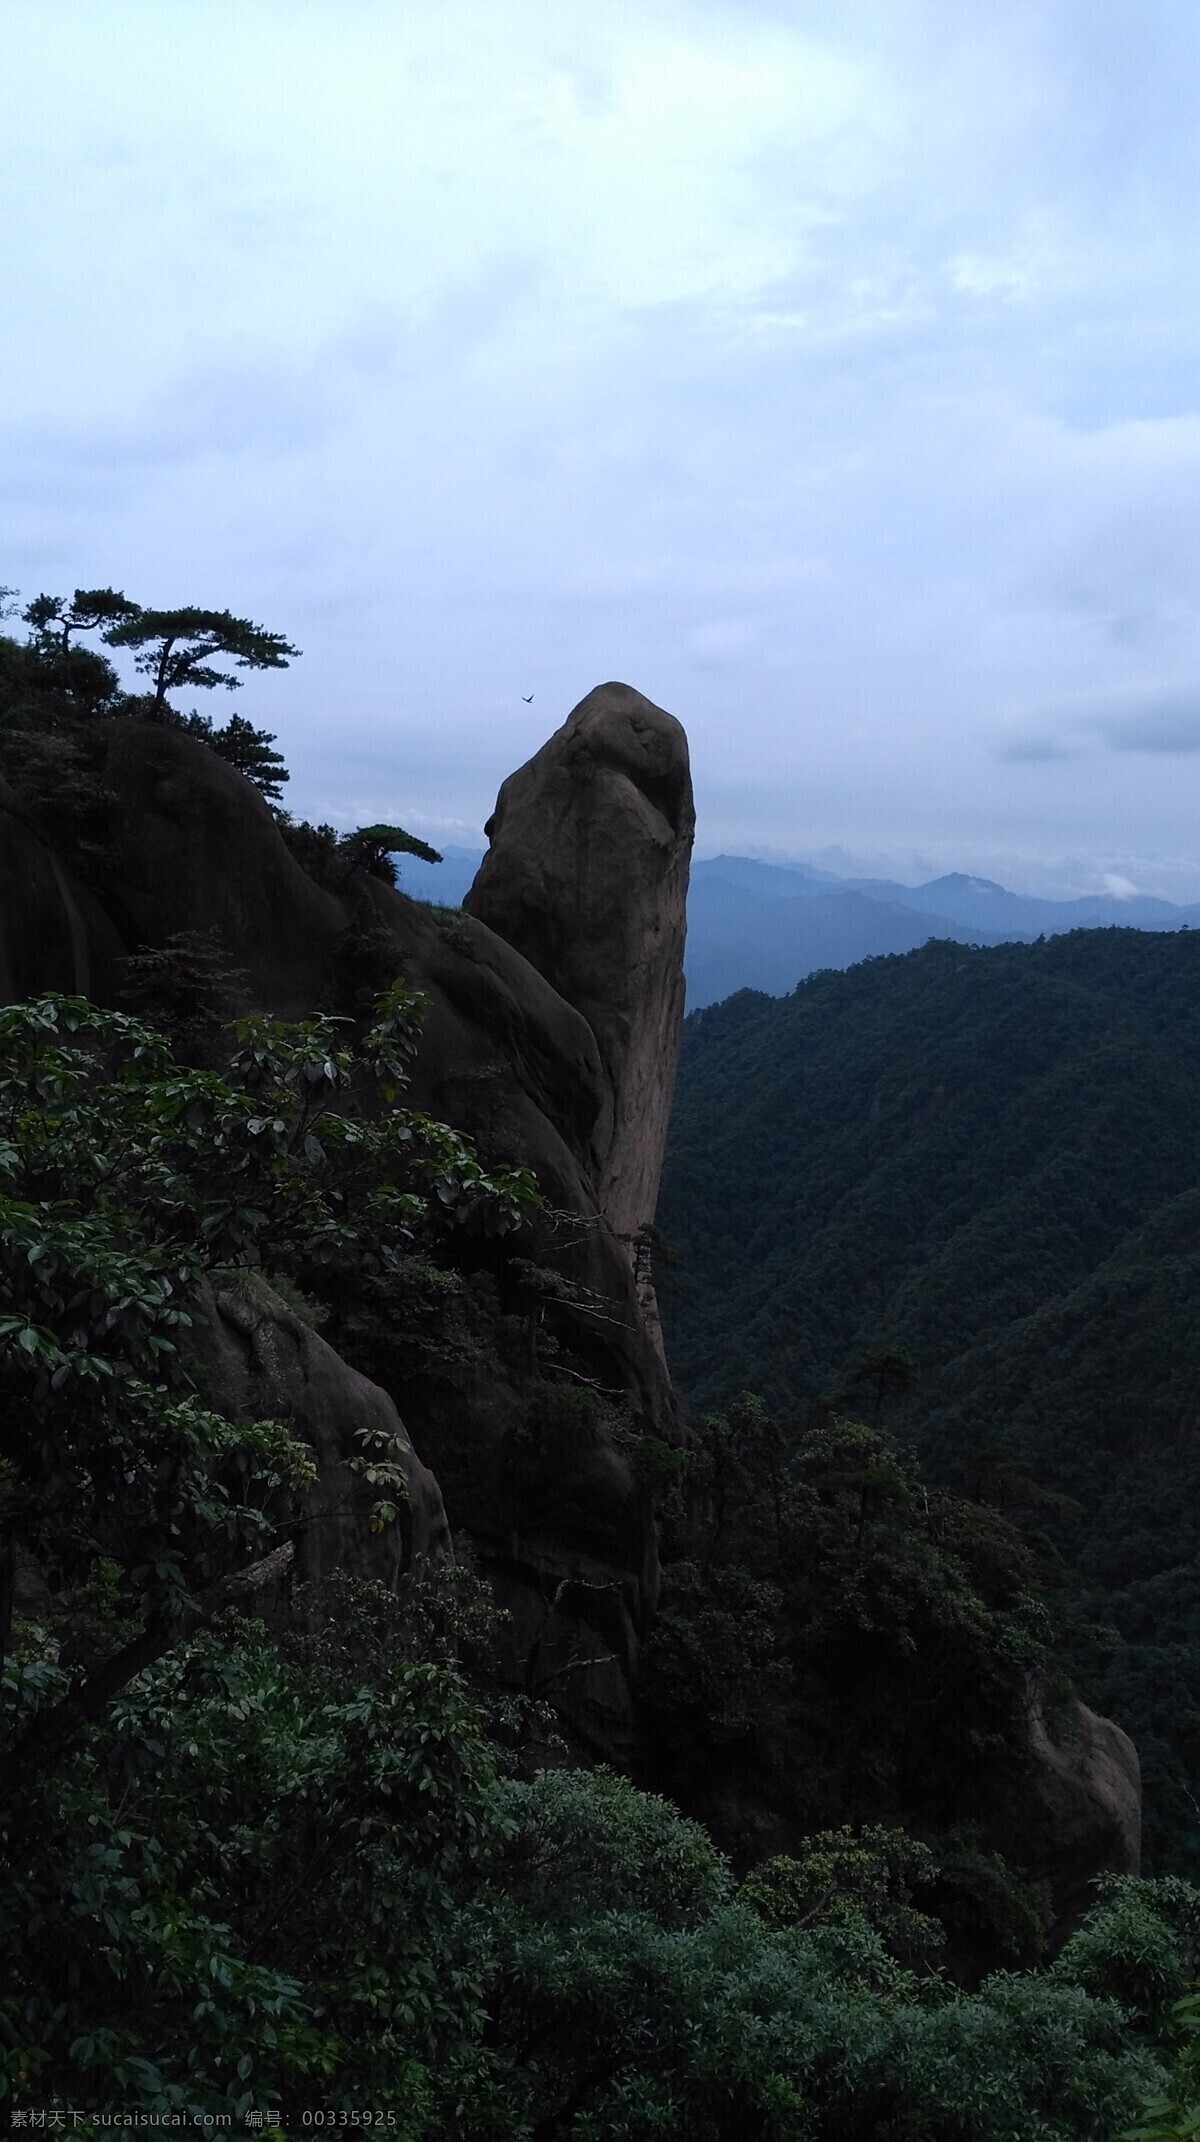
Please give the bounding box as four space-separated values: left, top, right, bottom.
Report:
115 927 252 1064
470 1767 1174 2142
274 814 443 888
182 709 291 800
0 605 293 863
22 587 139 664
3 1589 506 2120
641 1397 1053 1880
338 822 443 884
0 984 543 2116
0 989 538 1779
739 1825 944 1965
104 605 300 710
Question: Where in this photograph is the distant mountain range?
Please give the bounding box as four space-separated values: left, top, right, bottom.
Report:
402 845 1200 1010
399 845 488 908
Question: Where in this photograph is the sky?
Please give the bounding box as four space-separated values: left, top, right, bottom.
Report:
5 0 1200 899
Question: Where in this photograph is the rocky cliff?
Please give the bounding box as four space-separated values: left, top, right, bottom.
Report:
0 689 693 1760
0 687 1144 1914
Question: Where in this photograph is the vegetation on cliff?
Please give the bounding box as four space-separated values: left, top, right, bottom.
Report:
0 597 438 891
638 1395 1063 1961
0 987 532 2114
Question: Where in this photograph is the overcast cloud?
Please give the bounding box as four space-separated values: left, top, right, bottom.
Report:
5 0 1200 896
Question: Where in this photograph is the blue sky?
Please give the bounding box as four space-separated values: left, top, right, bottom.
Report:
5 0 1200 897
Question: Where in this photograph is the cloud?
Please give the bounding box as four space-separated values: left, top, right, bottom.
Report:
1103 873 1139 899
947 252 1030 301
8 0 1200 884
689 618 759 667
996 733 1083 763
1096 692 1200 753
998 685 1200 764
0 257 545 509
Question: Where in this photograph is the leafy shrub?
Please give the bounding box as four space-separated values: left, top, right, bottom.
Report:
1054 1875 1200 2028
496 1766 734 1930
740 1825 944 1966
3 1600 503 2120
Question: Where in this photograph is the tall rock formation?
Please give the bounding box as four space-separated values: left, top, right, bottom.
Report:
0 698 692 1761
464 683 695 1317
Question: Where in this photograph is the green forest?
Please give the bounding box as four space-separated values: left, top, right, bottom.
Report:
659 936 1200 1885
4 595 1200 2137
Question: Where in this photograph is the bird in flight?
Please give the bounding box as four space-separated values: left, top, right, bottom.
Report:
521 693 534 702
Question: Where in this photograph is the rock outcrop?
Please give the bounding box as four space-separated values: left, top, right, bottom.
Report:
0 779 123 1003
1022 1698 1142 1937
0 700 691 1761
191 1281 452 1590
88 721 347 1014
465 683 694 1295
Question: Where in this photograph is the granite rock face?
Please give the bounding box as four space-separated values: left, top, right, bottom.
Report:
1023 1697 1142 1938
0 779 123 1003
464 684 695 1287
0 706 689 1761
91 721 346 1015
192 1281 452 1590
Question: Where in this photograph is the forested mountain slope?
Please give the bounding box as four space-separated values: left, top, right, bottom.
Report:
659 929 1200 1870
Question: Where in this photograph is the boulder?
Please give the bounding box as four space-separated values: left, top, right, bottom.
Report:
1023 1696 1142 1938
192 1279 451 1588
343 882 680 1764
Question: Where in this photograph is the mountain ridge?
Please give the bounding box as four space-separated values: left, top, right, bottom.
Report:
412 845 1200 1008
